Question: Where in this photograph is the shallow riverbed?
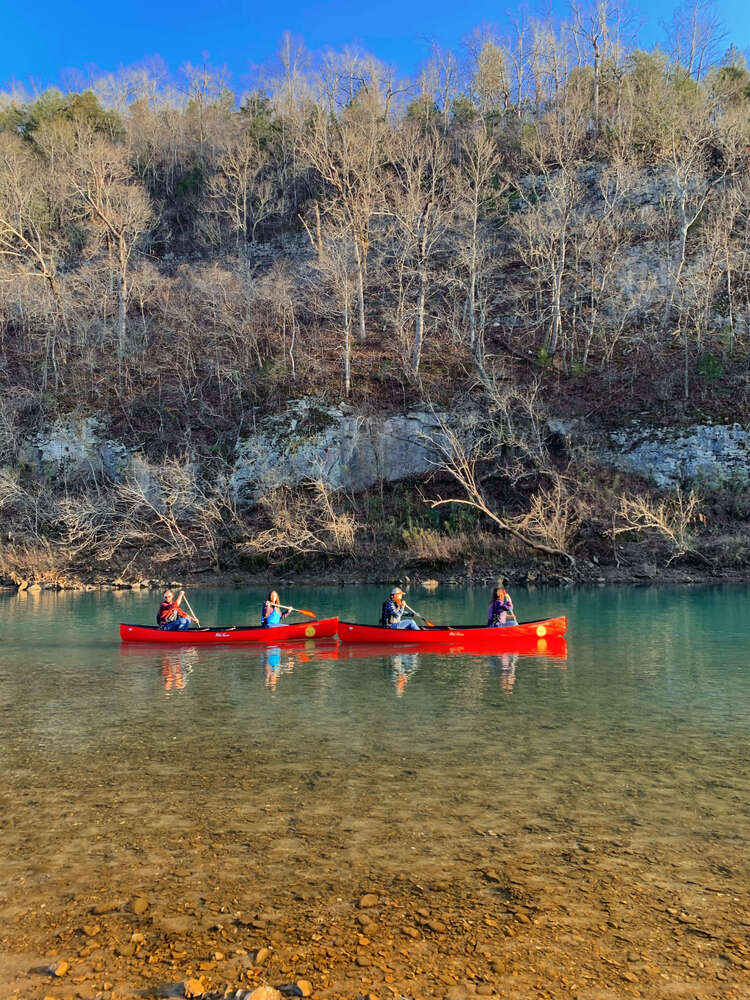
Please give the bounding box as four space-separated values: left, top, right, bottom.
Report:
1 585 748 1000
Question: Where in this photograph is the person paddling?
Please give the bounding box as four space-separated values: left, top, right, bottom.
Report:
379 587 420 630
261 590 291 628
488 580 516 627
157 589 198 631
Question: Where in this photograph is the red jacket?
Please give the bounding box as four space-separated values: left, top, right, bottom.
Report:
157 599 182 626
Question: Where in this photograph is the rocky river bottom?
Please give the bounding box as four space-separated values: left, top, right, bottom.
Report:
1 586 749 1000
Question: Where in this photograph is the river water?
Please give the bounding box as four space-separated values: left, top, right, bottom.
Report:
1 585 748 999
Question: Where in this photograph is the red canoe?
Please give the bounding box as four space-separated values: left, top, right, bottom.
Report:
337 616 567 646
119 617 339 643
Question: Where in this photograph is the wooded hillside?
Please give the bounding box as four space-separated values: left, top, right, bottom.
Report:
1 2 749 584
2 4 749 450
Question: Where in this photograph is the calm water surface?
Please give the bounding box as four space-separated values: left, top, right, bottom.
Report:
1 584 748 947
2 584 748 750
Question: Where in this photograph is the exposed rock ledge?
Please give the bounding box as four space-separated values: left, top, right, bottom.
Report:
570 420 749 490
13 402 468 496
11 406 750 497
230 400 466 497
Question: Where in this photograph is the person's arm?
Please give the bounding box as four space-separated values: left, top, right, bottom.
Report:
175 591 199 623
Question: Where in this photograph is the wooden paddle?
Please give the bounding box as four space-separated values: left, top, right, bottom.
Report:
181 593 200 626
403 602 438 628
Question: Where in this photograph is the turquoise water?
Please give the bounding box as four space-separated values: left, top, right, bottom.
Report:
1 584 748 750
1 583 748 979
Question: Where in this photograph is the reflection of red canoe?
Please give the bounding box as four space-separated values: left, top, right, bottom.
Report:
119 618 339 643
334 635 567 660
338 616 567 646
117 637 342 660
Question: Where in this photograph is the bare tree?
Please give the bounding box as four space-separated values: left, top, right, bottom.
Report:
464 28 511 120
203 124 276 247
43 123 152 359
422 43 460 134
424 408 577 563
454 124 506 370
571 1 628 132
305 217 358 395
614 488 703 563
664 0 725 81
302 99 387 343
180 57 233 163
0 132 67 385
387 123 454 375
658 113 726 398
241 479 358 559
511 165 580 360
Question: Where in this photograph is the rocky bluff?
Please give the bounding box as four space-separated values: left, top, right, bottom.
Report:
15 403 750 498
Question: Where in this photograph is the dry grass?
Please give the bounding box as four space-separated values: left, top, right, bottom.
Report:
401 526 498 563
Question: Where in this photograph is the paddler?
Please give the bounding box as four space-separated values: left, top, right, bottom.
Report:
261 590 291 627
488 580 516 627
156 588 197 631
379 587 420 630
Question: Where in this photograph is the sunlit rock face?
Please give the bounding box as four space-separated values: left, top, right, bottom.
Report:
230 399 468 498
600 422 750 489
549 417 750 490
13 404 750 499
19 417 131 480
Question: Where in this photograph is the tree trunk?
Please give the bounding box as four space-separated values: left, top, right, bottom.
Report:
413 260 427 374
355 245 366 342
468 188 479 352
118 239 128 359
343 296 352 395
592 40 601 131
548 232 566 356
314 200 323 258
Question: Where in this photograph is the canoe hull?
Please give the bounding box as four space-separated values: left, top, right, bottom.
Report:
338 616 567 645
120 618 339 643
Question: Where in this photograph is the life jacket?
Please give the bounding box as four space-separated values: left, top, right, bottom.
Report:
380 599 401 627
157 601 179 626
488 597 512 627
261 603 282 627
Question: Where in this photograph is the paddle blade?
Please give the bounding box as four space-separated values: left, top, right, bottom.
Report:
296 608 317 619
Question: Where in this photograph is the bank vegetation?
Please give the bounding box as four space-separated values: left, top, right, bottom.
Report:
1 0 750 585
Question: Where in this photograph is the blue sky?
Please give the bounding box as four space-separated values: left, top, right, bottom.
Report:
2 0 749 94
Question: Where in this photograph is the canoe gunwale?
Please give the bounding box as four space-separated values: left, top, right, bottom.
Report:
337 616 566 644
119 617 339 643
